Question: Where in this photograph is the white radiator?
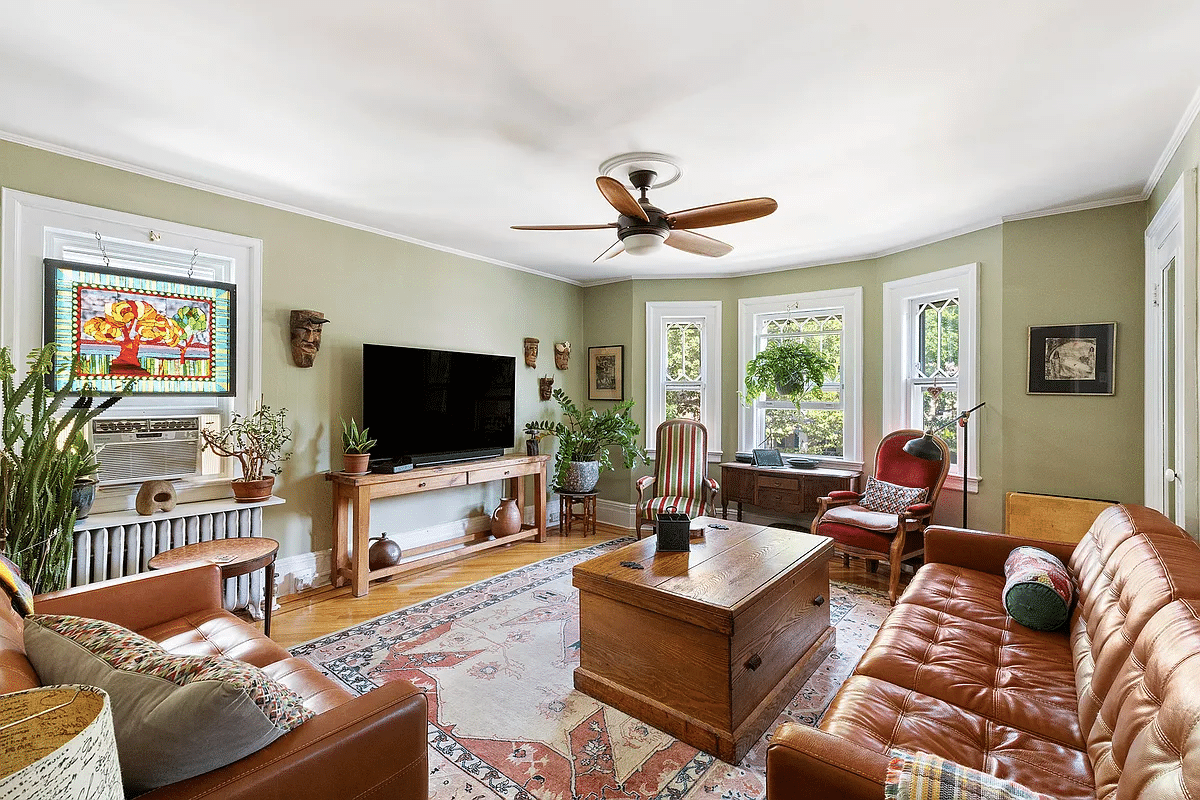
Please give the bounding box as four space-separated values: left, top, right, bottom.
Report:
72 504 268 619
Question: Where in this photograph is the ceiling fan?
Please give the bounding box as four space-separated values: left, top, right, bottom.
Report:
512 161 777 262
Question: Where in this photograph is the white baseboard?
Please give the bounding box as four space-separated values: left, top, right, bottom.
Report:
274 549 332 598
597 498 635 530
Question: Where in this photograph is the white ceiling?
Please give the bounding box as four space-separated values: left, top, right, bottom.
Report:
2 1 1199 285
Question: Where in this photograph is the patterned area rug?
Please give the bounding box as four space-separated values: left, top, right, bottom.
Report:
293 538 891 800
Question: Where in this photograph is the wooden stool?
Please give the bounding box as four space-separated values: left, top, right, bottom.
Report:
148 537 279 637
558 491 598 536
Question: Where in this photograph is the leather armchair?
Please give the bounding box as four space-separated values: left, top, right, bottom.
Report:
635 418 719 539
812 428 950 603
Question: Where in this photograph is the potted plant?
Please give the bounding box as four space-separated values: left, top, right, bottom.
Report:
341 417 376 475
743 339 835 406
69 434 103 520
525 388 648 493
0 344 126 594
201 401 292 502
523 422 550 456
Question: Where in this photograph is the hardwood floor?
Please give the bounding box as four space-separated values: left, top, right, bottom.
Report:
268 524 906 650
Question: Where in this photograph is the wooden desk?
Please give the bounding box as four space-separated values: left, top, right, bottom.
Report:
719 462 861 521
327 453 550 597
148 537 279 636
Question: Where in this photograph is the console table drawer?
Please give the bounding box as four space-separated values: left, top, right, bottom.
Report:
389 472 466 495
758 475 801 491
756 488 802 512
469 463 530 484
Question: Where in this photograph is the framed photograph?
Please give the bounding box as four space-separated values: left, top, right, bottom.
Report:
1027 322 1115 395
44 258 236 395
588 345 624 401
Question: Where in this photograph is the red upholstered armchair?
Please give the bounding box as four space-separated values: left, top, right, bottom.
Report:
812 428 950 603
635 419 720 539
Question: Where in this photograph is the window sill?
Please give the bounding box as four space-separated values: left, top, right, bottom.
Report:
944 474 980 494
647 449 724 464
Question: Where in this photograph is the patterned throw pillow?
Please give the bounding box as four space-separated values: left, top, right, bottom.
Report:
23 613 314 792
886 748 1053 800
859 476 928 515
1002 547 1074 631
0 553 34 616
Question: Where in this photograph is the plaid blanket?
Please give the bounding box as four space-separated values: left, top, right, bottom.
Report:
885 750 1053 800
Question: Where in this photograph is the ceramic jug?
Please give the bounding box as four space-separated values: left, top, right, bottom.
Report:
491 497 522 536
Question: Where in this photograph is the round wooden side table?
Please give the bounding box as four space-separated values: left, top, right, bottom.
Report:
148 537 279 637
558 491 598 536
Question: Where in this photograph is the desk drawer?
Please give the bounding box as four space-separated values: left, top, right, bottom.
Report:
757 474 801 491
469 463 531 484
755 488 802 512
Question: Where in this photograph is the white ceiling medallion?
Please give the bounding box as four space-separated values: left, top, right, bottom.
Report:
598 152 682 190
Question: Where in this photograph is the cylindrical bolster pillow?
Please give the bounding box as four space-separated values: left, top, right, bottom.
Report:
1002 546 1074 631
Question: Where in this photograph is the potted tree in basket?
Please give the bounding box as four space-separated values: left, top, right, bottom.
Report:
525 388 648 493
743 339 835 407
0 344 127 594
201 401 292 502
340 417 376 475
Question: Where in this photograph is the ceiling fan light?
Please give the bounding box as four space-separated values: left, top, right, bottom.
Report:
622 230 668 255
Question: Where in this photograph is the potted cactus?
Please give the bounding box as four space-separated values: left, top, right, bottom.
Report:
340 417 376 475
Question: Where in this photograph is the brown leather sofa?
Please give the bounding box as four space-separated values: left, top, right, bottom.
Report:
1 563 428 799
767 503 1200 799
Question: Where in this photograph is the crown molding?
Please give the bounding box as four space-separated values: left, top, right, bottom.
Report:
0 129 584 288
1145 85 1200 198
1001 193 1146 222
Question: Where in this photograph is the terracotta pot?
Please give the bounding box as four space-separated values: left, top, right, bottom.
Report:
232 476 275 502
368 532 402 570
491 497 523 536
343 452 371 475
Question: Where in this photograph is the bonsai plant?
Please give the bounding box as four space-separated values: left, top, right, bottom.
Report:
201 400 292 502
0 344 126 594
525 388 648 493
340 417 377 475
743 339 835 406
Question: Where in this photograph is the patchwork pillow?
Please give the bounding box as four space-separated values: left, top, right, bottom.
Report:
1002 546 1074 631
886 748 1053 800
859 476 928 515
0 553 34 616
23 613 314 793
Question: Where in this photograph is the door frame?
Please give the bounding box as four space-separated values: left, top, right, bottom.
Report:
1145 169 1198 536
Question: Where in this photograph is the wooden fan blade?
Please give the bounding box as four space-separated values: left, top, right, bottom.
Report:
665 229 733 258
593 240 625 262
667 197 777 229
511 223 618 230
596 176 649 222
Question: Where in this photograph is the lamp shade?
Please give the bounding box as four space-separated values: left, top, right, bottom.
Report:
903 432 945 462
622 230 668 255
0 685 123 799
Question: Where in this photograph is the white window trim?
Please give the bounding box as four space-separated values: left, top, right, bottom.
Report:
882 262 980 493
737 287 863 469
1 189 263 510
645 300 722 461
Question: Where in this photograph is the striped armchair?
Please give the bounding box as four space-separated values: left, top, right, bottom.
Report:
636 419 720 539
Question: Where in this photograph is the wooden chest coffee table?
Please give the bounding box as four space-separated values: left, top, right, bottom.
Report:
573 517 834 763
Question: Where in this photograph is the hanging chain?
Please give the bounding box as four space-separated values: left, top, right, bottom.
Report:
188 248 198 279
94 231 110 268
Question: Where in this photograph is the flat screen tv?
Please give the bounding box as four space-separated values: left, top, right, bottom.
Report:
363 344 516 467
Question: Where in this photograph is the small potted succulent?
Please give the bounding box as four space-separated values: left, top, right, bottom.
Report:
743 339 835 406
341 417 377 474
201 401 292 502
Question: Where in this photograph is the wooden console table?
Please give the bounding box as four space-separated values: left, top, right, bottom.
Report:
720 462 861 522
327 453 550 597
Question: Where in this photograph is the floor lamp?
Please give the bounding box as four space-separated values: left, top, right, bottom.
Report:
902 401 986 528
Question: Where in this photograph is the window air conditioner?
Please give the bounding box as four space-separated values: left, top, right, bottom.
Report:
90 415 222 485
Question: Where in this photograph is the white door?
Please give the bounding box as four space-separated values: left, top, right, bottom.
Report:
1145 170 1198 535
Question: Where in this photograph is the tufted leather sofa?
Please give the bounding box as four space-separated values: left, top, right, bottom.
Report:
0 563 428 799
767 503 1200 799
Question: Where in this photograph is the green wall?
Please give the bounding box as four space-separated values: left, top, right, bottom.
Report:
586 206 1146 534
0 139 584 560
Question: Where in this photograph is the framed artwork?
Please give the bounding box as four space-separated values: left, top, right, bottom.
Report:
1027 322 1115 395
588 345 624 401
44 258 237 395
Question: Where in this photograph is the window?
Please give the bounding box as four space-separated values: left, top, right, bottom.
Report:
645 301 721 457
882 263 979 489
738 288 863 466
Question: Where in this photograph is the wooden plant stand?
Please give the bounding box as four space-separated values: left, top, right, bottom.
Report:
326 454 550 597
